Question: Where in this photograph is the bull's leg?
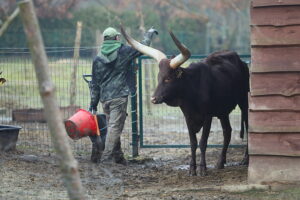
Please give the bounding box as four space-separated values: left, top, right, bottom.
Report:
240 142 249 165
189 132 198 176
216 115 232 169
199 117 212 176
180 106 203 176
238 100 249 165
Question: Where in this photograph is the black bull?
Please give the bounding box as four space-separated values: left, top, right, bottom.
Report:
120 27 249 176
152 51 249 176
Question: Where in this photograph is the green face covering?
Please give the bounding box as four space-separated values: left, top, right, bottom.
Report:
100 40 122 55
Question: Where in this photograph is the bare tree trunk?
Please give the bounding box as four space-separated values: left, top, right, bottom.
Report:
136 0 152 115
70 21 82 106
93 29 102 58
18 1 85 199
136 0 145 33
0 8 19 37
205 22 211 54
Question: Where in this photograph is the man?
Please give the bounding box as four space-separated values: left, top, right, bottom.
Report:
89 26 157 164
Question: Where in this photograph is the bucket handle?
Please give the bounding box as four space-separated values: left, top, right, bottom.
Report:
82 74 92 84
93 115 101 136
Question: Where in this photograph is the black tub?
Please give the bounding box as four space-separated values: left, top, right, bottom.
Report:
0 125 22 151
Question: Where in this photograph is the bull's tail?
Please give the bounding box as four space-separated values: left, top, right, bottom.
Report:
238 59 249 139
240 107 248 139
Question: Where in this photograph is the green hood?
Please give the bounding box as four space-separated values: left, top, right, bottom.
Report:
100 40 121 55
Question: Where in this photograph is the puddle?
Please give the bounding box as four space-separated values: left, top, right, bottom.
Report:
173 162 241 170
19 154 39 162
173 165 189 170
225 161 240 167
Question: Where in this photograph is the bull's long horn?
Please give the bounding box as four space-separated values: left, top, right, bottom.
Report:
169 31 191 69
120 26 167 63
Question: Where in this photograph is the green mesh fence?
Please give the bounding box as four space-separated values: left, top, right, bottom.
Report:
0 48 134 156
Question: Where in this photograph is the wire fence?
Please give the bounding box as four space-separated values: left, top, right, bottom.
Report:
0 47 134 156
0 47 250 157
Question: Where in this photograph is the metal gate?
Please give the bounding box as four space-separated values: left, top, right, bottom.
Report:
133 55 251 156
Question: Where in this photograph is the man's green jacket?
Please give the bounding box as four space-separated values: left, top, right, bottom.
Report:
89 34 152 110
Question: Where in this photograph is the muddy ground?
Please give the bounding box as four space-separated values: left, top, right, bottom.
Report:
1 147 299 200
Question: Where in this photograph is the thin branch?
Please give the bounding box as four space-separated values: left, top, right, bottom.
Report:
0 7 19 38
94 0 121 23
164 0 209 23
136 0 145 33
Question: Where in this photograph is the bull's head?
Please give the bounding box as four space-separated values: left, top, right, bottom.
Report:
120 26 191 106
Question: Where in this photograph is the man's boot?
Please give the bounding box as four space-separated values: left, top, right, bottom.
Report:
91 139 102 163
113 152 127 166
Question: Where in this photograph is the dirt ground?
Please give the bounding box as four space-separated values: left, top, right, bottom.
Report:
1 147 299 200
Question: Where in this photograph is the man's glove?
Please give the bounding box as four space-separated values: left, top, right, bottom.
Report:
147 27 158 35
144 27 158 41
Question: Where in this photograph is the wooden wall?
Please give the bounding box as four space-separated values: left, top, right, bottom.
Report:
249 0 300 184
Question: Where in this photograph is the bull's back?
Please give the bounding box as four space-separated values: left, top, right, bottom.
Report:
205 51 249 116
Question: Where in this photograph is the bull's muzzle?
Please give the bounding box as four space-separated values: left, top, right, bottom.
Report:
151 97 157 104
151 97 163 104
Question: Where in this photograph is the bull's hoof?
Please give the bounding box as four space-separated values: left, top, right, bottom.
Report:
189 169 197 176
199 165 207 176
91 151 102 164
240 157 249 166
91 157 101 164
199 169 207 176
215 161 225 169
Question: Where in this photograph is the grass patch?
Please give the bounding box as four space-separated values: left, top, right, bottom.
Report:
237 187 300 200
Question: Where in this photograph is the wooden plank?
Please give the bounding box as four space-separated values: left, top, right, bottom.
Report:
251 25 300 46
250 73 300 96
249 133 300 156
251 5 300 26
249 111 300 132
252 0 300 7
12 106 80 122
248 155 300 184
251 47 300 72
249 95 300 111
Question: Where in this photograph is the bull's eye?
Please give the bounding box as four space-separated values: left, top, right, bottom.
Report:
164 78 171 83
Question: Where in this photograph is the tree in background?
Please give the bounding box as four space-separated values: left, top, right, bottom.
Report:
83 0 250 54
0 0 80 21
0 0 250 55
0 0 82 49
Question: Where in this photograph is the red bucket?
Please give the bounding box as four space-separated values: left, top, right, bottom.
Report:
64 109 98 140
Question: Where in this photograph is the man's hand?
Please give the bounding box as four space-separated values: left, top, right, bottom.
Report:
147 27 158 35
144 27 158 41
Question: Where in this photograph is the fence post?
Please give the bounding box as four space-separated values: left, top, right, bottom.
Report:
18 1 85 199
138 57 144 148
70 21 82 106
131 59 139 157
144 60 152 115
